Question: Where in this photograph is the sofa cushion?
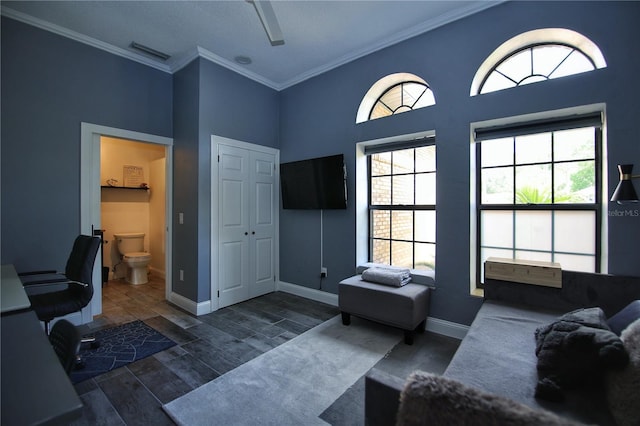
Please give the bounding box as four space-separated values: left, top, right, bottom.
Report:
444 300 615 425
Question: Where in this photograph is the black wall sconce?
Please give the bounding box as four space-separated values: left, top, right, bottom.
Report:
611 164 639 204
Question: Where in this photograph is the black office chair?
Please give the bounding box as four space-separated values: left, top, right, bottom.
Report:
19 235 101 335
48 319 82 374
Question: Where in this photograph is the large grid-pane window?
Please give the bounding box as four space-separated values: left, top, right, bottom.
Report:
369 143 436 270
476 115 602 284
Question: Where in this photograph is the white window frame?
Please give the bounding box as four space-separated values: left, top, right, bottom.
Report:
469 105 608 295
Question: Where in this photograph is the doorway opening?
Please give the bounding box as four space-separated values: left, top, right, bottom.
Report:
81 123 173 322
100 137 166 285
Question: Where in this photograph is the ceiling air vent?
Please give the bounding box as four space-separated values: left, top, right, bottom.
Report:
129 42 171 61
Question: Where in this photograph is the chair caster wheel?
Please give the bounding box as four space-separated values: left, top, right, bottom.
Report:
74 359 86 370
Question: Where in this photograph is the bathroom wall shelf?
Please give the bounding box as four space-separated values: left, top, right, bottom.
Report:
101 186 149 191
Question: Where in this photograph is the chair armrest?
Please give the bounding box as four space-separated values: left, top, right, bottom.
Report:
23 279 88 289
365 368 405 426
18 269 58 277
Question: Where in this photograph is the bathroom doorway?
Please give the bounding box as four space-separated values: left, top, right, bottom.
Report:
80 123 172 320
100 137 167 284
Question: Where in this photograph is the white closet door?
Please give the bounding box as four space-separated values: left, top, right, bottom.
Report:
217 144 276 309
218 144 250 308
249 150 276 298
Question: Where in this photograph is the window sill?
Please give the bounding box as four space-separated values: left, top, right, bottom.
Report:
470 287 484 298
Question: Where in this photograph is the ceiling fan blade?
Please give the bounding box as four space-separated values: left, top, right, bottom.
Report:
251 0 285 46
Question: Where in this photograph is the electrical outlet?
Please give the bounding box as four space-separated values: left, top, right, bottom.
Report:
320 267 327 278
179 269 184 281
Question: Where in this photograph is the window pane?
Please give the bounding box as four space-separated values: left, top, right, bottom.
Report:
515 211 551 251
415 173 435 204
415 243 435 270
415 211 435 243
415 146 436 172
481 211 513 248
496 49 532 84
372 210 390 239
370 102 392 120
514 250 552 263
391 240 413 268
393 149 414 174
413 90 436 109
554 253 595 272
481 72 516 94
392 211 413 241
516 164 552 204
549 50 594 79
554 127 595 161
554 211 595 254
481 138 513 168
372 239 390 265
554 160 595 203
380 86 402 112
371 152 391 176
482 167 514 204
533 45 572 77
371 176 390 204
403 83 427 107
393 175 414 205
515 133 551 165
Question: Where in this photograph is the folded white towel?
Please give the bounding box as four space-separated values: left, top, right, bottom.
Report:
362 266 412 287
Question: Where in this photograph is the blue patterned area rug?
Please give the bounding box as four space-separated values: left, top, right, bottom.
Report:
70 319 176 384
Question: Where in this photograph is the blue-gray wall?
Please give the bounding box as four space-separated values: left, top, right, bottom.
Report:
278 1 640 325
172 58 280 302
2 2 639 326
1 17 172 271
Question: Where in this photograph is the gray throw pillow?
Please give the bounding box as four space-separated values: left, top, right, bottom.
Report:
607 300 640 336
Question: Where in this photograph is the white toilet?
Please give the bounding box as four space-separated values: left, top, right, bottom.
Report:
114 232 152 285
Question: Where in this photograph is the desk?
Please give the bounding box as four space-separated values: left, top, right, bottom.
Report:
1 265 83 425
1 264 31 314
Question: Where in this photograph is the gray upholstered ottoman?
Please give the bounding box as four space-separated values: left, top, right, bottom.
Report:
339 275 430 344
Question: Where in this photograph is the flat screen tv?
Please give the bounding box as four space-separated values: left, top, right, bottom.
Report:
280 154 347 209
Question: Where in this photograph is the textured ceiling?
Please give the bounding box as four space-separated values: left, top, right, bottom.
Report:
1 1 502 90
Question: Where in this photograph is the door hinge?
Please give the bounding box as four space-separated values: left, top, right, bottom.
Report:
217 290 220 297
273 276 276 282
218 155 220 162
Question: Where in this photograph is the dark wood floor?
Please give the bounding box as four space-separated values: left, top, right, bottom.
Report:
68 276 460 425
70 276 340 425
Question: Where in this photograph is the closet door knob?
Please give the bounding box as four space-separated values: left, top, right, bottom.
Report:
244 232 248 235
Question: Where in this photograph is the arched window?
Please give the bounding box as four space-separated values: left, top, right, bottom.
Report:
357 73 435 123
471 29 606 96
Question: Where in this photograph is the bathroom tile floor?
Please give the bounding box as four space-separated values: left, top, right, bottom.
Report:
70 275 341 425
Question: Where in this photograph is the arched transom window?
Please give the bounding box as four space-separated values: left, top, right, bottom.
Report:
471 29 607 96
357 73 435 123
370 81 435 120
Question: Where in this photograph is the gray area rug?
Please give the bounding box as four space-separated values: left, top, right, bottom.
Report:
163 315 401 425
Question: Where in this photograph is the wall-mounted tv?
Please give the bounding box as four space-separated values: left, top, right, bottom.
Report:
280 154 347 210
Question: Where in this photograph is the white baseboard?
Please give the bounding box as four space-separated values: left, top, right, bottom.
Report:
277 281 339 306
425 316 468 340
277 280 467 340
167 291 211 316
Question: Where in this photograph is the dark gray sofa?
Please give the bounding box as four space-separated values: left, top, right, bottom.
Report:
365 271 640 425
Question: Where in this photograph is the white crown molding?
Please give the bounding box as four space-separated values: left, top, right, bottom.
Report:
2 2 503 91
1 6 172 74
277 1 505 89
185 46 281 91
